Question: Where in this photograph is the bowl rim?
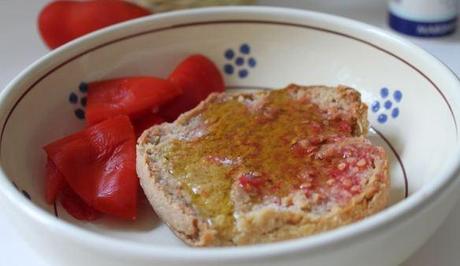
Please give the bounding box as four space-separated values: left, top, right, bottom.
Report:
1 6 460 261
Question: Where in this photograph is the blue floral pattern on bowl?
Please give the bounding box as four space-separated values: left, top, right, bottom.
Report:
223 43 256 78
68 82 88 120
372 87 403 124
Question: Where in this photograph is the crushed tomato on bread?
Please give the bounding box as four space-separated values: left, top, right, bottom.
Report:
136 84 389 246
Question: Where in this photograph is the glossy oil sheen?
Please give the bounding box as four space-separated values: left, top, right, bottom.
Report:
163 88 356 239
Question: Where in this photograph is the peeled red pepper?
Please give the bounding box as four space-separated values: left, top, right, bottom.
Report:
45 158 100 220
60 184 100 221
44 115 138 220
132 112 165 137
161 54 225 121
43 55 225 220
86 77 181 125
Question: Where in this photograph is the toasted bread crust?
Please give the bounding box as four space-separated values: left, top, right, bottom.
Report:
137 134 218 246
136 84 388 246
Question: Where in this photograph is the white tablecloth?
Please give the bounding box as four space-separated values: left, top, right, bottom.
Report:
0 1 459 265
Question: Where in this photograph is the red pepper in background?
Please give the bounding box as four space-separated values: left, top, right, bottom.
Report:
44 115 138 220
161 54 225 121
38 0 151 49
86 77 181 125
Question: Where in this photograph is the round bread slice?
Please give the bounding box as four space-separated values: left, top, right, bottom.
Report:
136 84 389 246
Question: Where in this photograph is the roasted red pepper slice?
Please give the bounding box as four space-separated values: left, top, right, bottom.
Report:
161 54 225 121
60 184 100 221
86 77 181 125
38 0 151 49
45 158 66 204
45 160 100 220
44 115 138 220
132 112 165 137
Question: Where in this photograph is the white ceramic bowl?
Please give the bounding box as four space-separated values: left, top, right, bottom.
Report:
1 6 460 266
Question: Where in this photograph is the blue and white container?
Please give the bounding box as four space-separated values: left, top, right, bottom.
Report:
388 0 458 37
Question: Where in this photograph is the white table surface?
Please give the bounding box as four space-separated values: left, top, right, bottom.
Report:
0 1 459 265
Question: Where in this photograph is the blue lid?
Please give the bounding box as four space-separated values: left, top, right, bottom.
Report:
388 11 457 37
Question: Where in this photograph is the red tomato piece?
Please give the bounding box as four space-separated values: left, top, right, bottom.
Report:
44 115 138 220
336 119 353 134
60 184 100 221
161 54 225 121
86 77 181 125
132 112 165 137
45 158 65 204
38 0 151 49
239 173 266 192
